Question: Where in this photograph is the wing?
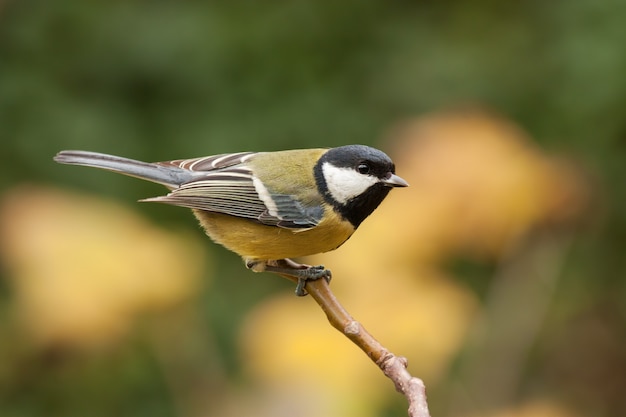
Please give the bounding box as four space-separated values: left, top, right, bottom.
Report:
142 152 323 229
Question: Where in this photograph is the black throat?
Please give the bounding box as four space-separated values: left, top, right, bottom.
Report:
314 164 392 228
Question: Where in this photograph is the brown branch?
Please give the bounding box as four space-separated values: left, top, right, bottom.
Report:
280 274 431 417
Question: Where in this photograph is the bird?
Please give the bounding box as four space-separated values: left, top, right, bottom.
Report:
54 145 408 295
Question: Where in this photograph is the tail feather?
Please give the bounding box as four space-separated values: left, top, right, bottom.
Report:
53 150 194 189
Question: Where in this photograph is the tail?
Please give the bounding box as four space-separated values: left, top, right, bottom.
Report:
54 150 195 189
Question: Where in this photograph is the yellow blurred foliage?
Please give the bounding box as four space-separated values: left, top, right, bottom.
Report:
382 108 587 263
0 185 208 349
240 269 474 417
0 110 588 416
238 110 588 417
461 399 581 417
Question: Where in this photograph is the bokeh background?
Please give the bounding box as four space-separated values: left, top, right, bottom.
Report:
1 1 625 416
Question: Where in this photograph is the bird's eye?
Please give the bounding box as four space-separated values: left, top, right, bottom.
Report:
357 163 371 175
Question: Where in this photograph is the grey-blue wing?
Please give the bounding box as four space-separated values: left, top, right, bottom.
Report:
160 152 257 172
258 194 324 228
144 154 323 229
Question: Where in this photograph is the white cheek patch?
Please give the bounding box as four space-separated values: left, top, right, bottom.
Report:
322 162 379 204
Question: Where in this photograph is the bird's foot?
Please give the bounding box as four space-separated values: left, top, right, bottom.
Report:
246 258 332 296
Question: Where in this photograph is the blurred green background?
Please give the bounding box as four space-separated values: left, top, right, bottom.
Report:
1 1 625 417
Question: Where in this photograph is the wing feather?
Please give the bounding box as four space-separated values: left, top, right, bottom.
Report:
143 152 323 229
159 152 256 171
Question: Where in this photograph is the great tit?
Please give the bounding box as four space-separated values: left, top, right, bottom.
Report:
54 145 408 295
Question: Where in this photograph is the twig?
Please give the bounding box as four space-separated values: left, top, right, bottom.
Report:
280 274 431 417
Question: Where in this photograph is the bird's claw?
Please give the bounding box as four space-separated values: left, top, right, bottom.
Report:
246 259 332 296
294 266 332 296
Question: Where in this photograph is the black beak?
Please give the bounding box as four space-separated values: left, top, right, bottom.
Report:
381 173 409 188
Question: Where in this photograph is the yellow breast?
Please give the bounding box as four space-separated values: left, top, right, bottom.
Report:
192 208 355 261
